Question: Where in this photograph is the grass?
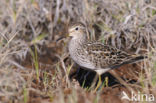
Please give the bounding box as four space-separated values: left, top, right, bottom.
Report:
0 0 156 103
23 86 29 103
30 46 39 81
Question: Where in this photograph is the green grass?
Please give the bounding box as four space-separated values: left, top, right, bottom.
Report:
30 46 39 81
152 61 156 86
23 86 28 103
0 0 156 102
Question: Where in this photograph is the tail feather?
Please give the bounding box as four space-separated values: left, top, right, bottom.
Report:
126 55 147 64
110 55 147 69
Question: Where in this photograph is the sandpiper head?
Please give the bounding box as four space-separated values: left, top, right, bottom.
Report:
68 22 86 39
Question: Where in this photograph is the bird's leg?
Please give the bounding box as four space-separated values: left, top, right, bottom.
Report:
105 76 109 87
94 74 102 92
90 73 98 90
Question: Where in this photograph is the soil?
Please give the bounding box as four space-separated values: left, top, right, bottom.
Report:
21 45 146 103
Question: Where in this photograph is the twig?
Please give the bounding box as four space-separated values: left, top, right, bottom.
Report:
55 53 70 87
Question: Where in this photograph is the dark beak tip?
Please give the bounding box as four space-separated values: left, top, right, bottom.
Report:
56 36 65 42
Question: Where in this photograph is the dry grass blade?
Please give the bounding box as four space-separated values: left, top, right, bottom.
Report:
55 53 71 87
0 0 156 103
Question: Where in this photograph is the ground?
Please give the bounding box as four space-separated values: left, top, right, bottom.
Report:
0 0 156 103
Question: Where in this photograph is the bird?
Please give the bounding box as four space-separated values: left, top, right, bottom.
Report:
67 22 146 90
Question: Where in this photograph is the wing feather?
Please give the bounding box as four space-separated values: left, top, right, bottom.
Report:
83 42 141 69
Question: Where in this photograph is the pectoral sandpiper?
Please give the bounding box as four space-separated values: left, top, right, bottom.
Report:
67 22 146 90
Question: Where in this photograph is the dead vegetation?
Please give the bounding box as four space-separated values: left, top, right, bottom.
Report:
0 0 156 103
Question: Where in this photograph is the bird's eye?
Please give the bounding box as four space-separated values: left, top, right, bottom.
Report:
75 27 79 30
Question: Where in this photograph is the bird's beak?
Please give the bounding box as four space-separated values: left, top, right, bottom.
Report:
67 33 73 39
69 31 75 37
56 36 65 42
56 33 71 42
68 29 75 37
56 29 74 42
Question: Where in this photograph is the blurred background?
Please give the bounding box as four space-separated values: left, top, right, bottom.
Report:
0 0 156 103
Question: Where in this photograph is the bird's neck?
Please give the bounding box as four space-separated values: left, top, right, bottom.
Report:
68 36 87 55
69 36 87 47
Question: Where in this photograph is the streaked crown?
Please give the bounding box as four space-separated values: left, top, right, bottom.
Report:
68 22 86 38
